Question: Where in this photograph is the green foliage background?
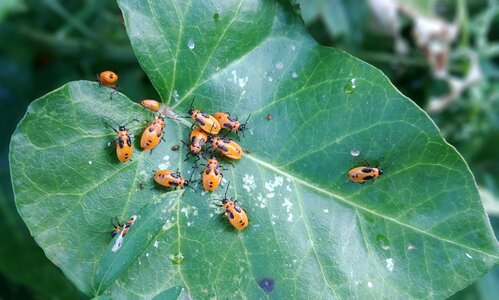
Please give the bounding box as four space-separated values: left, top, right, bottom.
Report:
1 0 498 299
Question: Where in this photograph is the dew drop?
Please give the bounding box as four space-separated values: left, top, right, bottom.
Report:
376 234 390 250
350 148 360 156
267 76 273 82
187 38 195 49
344 78 357 94
170 252 184 264
88 160 93 165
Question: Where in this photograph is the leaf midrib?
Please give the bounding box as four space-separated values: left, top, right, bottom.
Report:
244 153 499 259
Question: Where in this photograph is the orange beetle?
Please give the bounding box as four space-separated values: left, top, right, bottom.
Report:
220 182 248 231
188 97 221 134
111 215 136 238
140 99 160 112
111 217 122 237
214 112 251 136
201 156 223 192
105 119 137 163
154 170 190 188
208 137 242 160
348 164 383 184
97 71 119 99
140 115 165 150
184 128 208 161
98 71 119 88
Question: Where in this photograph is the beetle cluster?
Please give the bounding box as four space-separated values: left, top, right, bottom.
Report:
99 71 250 234
99 70 383 251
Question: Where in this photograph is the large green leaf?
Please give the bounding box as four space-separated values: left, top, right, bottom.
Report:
9 0 499 298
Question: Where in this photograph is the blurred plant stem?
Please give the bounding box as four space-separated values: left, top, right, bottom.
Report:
43 0 102 42
17 26 136 62
457 0 470 48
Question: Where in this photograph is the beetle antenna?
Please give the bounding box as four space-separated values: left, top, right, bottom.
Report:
239 113 252 131
189 97 196 111
224 180 231 200
123 118 139 127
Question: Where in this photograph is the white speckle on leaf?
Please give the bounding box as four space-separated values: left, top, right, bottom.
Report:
173 90 179 102
323 209 329 213
407 244 415 251
209 213 214 218
267 76 273 82
180 207 188 217
228 70 248 88
291 45 296 51
107 142 111 147
180 205 198 218
291 71 299 78
286 185 292 192
158 162 170 170
465 253 472 259
267 192 275 199
146 253 150 257
88 160 92 165
187 221 193 227
158 156 170 170
162 219 174 231
281 198 293 222
257 193 267 208
275 61 284 70
265 175 284 193
367 281 373 288
351 78 357 88
386 258 394 272
242 174 256 193
153 240 159 248
238 77 248 88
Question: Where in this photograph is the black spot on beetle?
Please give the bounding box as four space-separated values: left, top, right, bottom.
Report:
361 168 373 173
257 278 275 292
363 175 374 180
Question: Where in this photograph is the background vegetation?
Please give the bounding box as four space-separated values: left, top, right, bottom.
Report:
0 0 497 298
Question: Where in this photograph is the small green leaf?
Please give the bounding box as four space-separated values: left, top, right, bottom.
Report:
9 0 499 299
94 191 181 294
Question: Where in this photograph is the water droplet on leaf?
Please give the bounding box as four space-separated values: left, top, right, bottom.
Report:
350 148 360 156
376 234 390 250
187 38 195 49
344 78 357 94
